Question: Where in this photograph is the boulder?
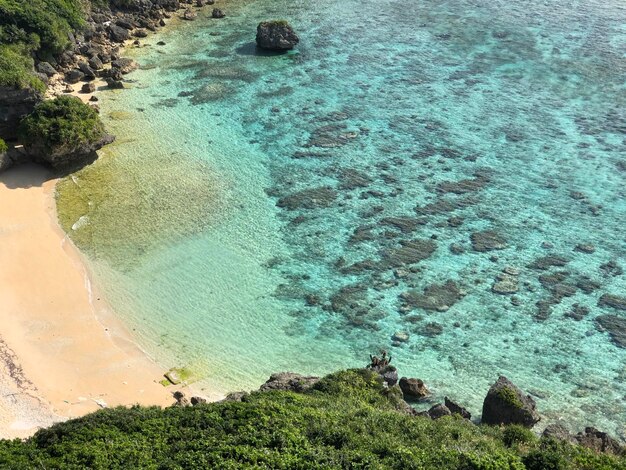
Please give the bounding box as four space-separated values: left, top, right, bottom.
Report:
88 56 104 71
182 8 197 20
256 20 300 50
36 62 57 77
212 8 225 18
481 376 540 427
190 396 207 406
259 372 320 392
222 391 248 402
173 391 189 406
542 424 576 444
64 69 85 84
372 365 398 387
78 62 96 79
575 427 624 455
109 24 132 42
445 397 471 419
428 404 451 419
0 86 43 140
81 82 96 93
399 377 429 400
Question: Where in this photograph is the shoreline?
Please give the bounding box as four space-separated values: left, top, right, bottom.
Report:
0 8 216 439
0 164 189 438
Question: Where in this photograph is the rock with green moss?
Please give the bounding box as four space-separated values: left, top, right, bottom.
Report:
18 96 114 169
256 20 300 51
482 376 540 427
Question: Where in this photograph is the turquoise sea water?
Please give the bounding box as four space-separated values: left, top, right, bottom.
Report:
58 0 626 436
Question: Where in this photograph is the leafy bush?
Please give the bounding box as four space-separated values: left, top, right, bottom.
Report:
0 138 7 153
0 369 624 469
18 95 106 155
0 44 45 91
0 0 84 55
502 425 537 447
523 449 564 470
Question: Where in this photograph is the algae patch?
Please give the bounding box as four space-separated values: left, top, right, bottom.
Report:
56 148 224 270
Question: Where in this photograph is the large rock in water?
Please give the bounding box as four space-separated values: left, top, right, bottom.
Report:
0 86 43 140
399 377 429 400
482 376 540 427
256 20 300 51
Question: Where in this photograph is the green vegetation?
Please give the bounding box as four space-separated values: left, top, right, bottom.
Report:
503 425 538 448
18 95 106 155
496 386 525 410
0 0 84 55
0 0 86 90
0 44 45 91
0 138 7 153
0 369 624 469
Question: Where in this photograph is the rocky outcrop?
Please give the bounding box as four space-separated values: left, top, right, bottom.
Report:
256 21 300 51
173 390 190 407
0 86 43 141
481 376 540 427
259 372 320 392
26 134 115 170
399 377 429 400
428 404 451 419
575 427 624 455
445 397 471 419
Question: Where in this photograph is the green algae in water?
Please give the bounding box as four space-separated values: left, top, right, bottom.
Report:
56 146 224 270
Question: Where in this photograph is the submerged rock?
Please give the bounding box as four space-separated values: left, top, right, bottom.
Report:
598 293 626 311
401 281 462 311
277 187 337 210
528 255 569 270
381 239 437 267
111 58 139 74
595 315 626 348
470 230 507 252
256 20 300 51
481 376 540 427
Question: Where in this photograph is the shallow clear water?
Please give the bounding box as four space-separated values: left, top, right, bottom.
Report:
57 0 626 436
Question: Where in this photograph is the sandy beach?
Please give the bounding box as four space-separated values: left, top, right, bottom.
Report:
0 164 178 439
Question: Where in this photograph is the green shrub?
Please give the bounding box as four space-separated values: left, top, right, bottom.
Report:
502 425 536 447
18 95 106 155
0 0 84 55
0 369 624 469
523 449 565 470
0 44 45 91
495 386 524 409
0 138 7 153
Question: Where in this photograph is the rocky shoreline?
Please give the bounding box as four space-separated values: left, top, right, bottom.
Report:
174 355 625 456
0 0 227 172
